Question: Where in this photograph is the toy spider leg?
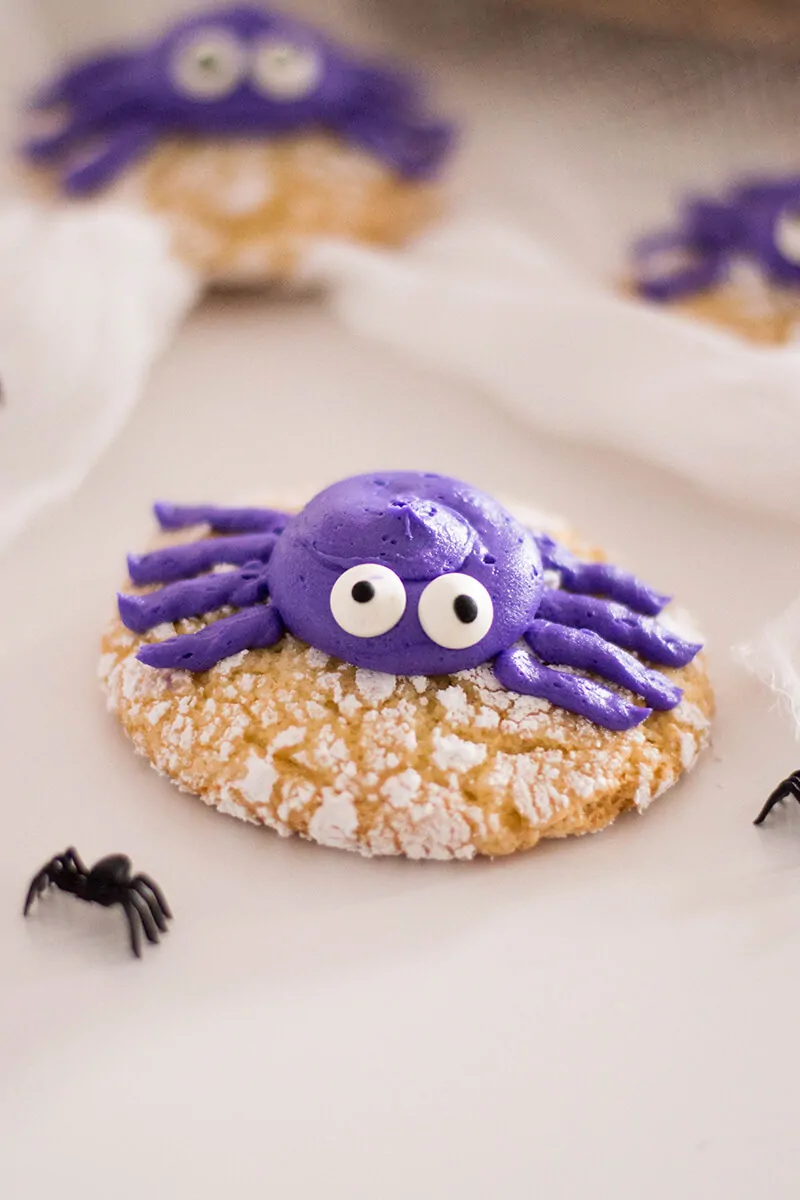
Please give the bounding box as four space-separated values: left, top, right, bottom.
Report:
123 874 172 957
754 770 800 825
23 846 87 915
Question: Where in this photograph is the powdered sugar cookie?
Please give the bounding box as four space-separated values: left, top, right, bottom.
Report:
100 473 713 859
23 5 453 285
631 174 800 344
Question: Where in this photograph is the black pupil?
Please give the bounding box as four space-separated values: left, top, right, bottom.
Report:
352 581 376 604
453 594 479 624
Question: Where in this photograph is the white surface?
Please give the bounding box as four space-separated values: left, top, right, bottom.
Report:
1 293 800 1198
4 5 800 1197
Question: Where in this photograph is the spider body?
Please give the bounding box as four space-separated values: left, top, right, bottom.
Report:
633 176 800 301
22 5 453 195
23 848 172 958
754 770 800 826
118 472 703 733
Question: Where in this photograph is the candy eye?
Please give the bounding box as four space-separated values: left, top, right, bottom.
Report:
171 29 245 100
418 574 494 650
330 564 407 638
775 209 800 265
252 38 322 100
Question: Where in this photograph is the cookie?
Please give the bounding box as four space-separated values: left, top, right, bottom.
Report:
116 135 441 284
631 174 800 344
667 281 800 345
100 474 713 860
22 5 453 285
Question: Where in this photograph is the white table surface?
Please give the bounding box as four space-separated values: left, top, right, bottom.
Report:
5 5 800 1196
1 290 800 1199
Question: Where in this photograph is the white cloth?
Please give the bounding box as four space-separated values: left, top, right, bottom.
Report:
311 217 800 522
735 595 800 736
0 204 198 554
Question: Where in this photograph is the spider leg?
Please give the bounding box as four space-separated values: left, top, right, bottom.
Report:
153 503 290 535
537 589 701 669
137 604 284 672
118 562 271 633
22 103 117 163
339 109 454 179
131 876 171 931
59 120 157 196
127 533 278 586
132 873 172 921
22 868 51 916
62 846 88 874
525 620 682 711
127 891 160 946
30 52 135 109
495 645 651 732
123 900 143 959
534 534 670 616
23 121 84 164
631 229 727 302
22 846 81 914
754 775 800 825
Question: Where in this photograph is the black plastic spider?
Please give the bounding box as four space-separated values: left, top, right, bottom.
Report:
23 847 172 958
754 770 800 826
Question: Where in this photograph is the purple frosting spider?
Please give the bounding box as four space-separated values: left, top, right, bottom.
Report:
118 472 702 732
23 4 454 196
633 175 800 301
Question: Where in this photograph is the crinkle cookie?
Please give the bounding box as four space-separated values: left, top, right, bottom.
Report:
100 474 713 860
22 5 453 285
116 135 442 284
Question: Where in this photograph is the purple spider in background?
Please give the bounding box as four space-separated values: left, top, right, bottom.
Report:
23 4 454 196
633 175 800 301
117 472 702 733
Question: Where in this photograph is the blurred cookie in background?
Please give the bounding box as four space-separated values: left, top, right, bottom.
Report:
22 4 455 286
630 174 800 345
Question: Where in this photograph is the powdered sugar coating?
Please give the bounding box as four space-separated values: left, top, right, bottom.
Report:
100 500 714 859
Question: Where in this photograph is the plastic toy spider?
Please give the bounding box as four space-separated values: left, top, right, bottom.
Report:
633 175 800 301
754 770 800 826
22 4 453 196
118 472 702 733
23 847 172 958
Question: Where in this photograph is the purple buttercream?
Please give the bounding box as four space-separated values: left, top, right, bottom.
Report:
118 471 703 732
494 645 651 732
127 532 278 585
22 4 455 195
154 502 289 534
633 175 800 301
